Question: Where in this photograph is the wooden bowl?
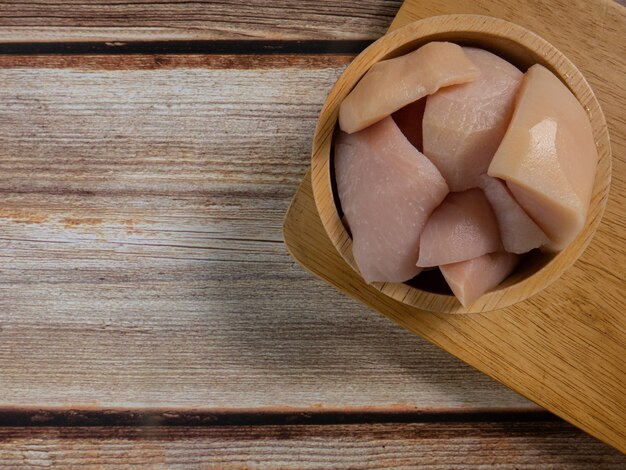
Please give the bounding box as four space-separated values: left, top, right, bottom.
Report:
310 15 611 314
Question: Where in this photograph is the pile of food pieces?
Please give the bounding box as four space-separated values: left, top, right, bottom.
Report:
334 42 598 307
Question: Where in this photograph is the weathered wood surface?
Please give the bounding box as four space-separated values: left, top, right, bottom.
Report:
0 1 402 42
0 54 534 411
1 422 625 468
2 0 621 44
0 0 624 463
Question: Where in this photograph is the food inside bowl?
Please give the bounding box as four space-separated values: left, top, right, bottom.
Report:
333 41 598 307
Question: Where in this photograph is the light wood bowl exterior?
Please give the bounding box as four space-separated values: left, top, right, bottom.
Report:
310 14 611 314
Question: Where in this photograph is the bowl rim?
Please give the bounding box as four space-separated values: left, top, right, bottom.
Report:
310 14 611 314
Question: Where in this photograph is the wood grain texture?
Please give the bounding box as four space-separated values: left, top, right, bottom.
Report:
284 0 626 452
1 0 622 44
0 54 535 412
1 422 625 469
0 0 402 42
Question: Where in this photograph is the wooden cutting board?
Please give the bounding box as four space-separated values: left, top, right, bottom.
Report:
283 0 626 453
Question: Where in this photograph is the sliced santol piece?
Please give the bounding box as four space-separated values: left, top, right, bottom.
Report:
339 42 479 134
417 189 503 267
422 47 522 191
479 175 549 254
392 98 426 151
334 117 449 283
440 252 519 307
487 64 598 251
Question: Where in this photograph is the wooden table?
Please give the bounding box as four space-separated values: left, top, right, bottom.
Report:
0 1 624 467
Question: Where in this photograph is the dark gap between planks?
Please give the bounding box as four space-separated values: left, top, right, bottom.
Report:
0 408 559 427
0 40 373 55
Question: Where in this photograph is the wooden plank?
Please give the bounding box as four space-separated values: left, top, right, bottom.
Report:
0 54 534 411
0 0 401 43
1 0 621 45
283 0 626 452
1 422 624 468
